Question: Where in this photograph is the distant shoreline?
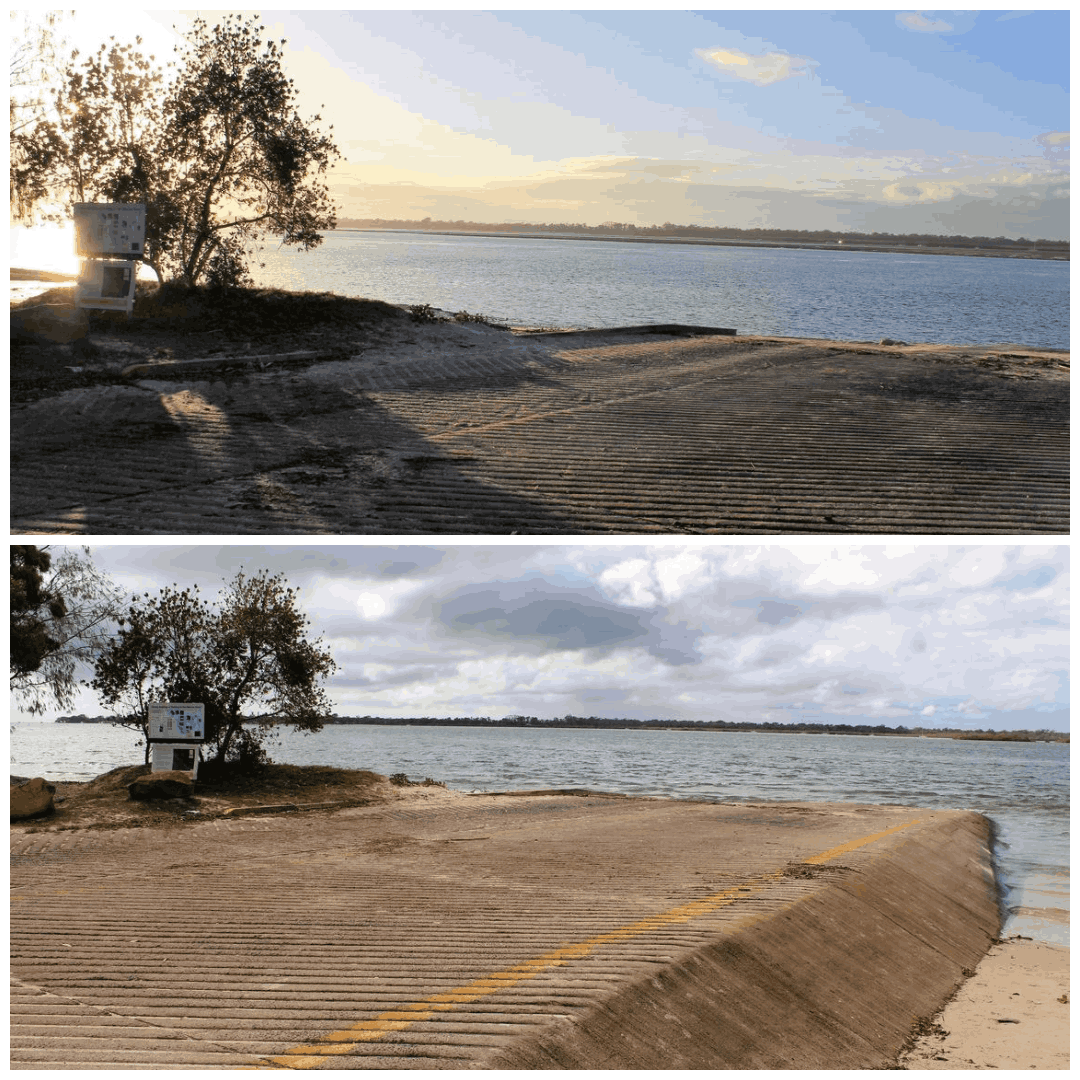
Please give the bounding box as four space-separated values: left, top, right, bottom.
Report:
10 267 76 282
51 716 1069 743
339 227 1069 262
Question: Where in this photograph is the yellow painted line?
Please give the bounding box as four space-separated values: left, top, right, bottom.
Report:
802 819 921 865
257 817 922 1069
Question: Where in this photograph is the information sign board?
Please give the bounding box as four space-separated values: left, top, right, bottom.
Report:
151 743 200 776
76 258 137 313
74 203 145 256
148 703 205 742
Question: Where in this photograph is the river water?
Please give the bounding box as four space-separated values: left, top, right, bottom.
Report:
249 230 1068 350
11 721 1068 945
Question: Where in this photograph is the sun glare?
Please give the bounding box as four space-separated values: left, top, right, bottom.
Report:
10 223 79 276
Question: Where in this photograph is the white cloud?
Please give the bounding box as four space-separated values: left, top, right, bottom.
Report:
798 550 882 591
896 13 955 34
31 543 1068 730
655 551 710 603
696 46 816 87
355 592 388 620
946 549 1010 588
318 575 430 626
1037 131 1070 148
596 559 657 607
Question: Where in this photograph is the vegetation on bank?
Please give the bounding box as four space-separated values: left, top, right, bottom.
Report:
91 569 337 768
53 713 1068 743
338 217 1069 255
10 280 410 349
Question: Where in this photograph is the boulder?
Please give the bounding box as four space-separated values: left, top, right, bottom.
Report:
11 303 90 345
128 770 195 801
11 777 56 821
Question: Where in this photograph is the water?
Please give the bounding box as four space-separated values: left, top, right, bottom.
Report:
250 230 1068 350
11 721 1068 945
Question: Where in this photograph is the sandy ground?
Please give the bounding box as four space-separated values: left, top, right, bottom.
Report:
898 937 1069 1069
10 763 453 831
11 767 1069 1068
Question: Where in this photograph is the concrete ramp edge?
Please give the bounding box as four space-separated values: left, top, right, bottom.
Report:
485 810 1000 1069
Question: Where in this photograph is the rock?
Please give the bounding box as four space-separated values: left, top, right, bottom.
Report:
11 303 90 345
128 771 195 801
11 777 57 820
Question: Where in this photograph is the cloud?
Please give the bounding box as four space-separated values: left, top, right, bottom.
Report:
37 544 1068 731
896 12 955 34
430 580 701 665
1037 131 1070 148
1036 131 1069 164
696 46 816 86
757 601 802 626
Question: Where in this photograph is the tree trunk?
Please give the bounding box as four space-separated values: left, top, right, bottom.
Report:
215 719 240 763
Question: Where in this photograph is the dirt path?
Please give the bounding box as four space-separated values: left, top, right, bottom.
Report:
11 318 1068 534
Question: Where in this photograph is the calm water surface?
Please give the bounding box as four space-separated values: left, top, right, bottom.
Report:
12 722 1068 945
252 231 1068 349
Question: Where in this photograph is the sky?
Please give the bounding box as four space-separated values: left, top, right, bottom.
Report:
18 543 1069 733
8 8 1071 248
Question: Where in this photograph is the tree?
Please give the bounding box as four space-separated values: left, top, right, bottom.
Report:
91 570 337 767
11 546 124 715
9 10 74 221
11 14 340 287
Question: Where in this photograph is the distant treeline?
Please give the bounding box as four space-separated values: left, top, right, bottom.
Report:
53 713 1067 742
321 715 1068 741
337 218 1068 252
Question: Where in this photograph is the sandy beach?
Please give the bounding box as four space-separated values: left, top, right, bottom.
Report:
898 937 1069 1069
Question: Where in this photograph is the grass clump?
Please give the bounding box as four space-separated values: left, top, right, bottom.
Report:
389 772 446 787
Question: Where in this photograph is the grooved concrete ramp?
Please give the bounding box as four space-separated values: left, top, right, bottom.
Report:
11 333 1067 534
11 793 1000 1069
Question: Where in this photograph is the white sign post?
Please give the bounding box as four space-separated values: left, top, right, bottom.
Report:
73 203 145 315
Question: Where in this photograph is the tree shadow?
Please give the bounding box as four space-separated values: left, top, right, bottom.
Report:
10 361 583 534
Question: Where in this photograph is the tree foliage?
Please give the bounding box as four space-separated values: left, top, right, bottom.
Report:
10 14 340 287
9 10 73 220
91 570 337 766
11 546 124 715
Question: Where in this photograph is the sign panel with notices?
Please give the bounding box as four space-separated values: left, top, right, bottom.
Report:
76 258 137 313
148 702 205 742
74 203 146 256
151 743 200 777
